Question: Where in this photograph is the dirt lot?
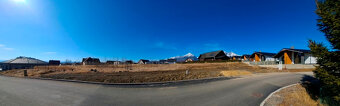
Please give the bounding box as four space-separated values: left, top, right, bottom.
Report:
0 62 314 83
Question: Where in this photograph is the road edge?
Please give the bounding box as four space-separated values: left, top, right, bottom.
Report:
260 83 299 106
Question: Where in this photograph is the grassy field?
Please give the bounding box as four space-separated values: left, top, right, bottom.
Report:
0 62 314 83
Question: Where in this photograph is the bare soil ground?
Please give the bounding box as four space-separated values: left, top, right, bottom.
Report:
264 84 323 106
0 62 314 83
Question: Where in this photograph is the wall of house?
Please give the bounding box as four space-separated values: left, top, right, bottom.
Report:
264 56 276 61
304 53 317 64
255 54 260 62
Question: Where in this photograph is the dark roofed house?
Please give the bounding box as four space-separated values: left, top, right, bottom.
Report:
250 52 276 62
231 56 242 60
159 60 167 64
49 60 60 65
0 56 47 71
138 59 150 64
198 50 229 61
124 60 134 64
242 55 251 61
273 48 316 64
82 57 100 65
106 61 122 65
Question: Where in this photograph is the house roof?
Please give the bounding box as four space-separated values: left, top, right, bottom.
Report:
199 50 225 59
2 56 47 64
242 55 251 57
138 59 150 63
274 48 311 58
250 52 276 58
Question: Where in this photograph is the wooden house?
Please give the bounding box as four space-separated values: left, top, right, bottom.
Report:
82 57 100 65
198 50 229 61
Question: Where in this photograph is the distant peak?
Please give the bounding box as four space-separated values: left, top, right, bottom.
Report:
184 53 194 57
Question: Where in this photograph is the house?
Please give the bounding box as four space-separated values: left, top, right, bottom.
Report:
0 56 47 71
147 61 160 64
106 61 122 65
198 50 229 61
49 60 60 65
241 55 251 61
138 59 150 64
250 52 276 62
82 57 100 65
185 58 194 62
231 56 242 60
273 48 317 64
124 60 134 64
159 60 167 64
167 59 176 64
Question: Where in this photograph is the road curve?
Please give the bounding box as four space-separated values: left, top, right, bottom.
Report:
0 72 313 106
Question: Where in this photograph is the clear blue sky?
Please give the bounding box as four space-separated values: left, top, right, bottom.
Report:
0 0 329 62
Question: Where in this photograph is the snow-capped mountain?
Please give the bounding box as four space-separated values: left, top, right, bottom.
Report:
224 52 240 57
169 53 198 62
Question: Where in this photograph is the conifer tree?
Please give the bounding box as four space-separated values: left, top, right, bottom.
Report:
309 0 340 104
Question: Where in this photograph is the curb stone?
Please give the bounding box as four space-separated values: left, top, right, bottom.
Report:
260 83 299 106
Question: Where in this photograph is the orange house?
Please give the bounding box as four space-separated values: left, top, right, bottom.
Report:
273 48 315 64
250 52 276 62
241 55 251 61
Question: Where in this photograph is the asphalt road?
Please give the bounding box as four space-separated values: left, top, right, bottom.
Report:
0 72 313 106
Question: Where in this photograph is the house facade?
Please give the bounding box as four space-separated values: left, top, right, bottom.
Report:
82 57 101 65
241 55 251 61
273 48 317 64
138 59 150 64
250 52 276 62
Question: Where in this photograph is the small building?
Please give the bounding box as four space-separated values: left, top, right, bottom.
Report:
231 56 242 60
124 60 134 64
273 48 317 64
0 56 47 71
250 52 276 62
82 57 100 65
241 55 251 61
138 59 150 64
198 50 230 61
49 60 60 65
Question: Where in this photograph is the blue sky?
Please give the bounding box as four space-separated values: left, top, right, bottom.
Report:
0 0 329 62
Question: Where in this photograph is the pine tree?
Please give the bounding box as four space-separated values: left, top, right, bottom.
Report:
309 0 340 104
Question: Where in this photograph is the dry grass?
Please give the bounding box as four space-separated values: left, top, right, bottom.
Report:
218 70 252 77
0 62 315 83
273 84 322 106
